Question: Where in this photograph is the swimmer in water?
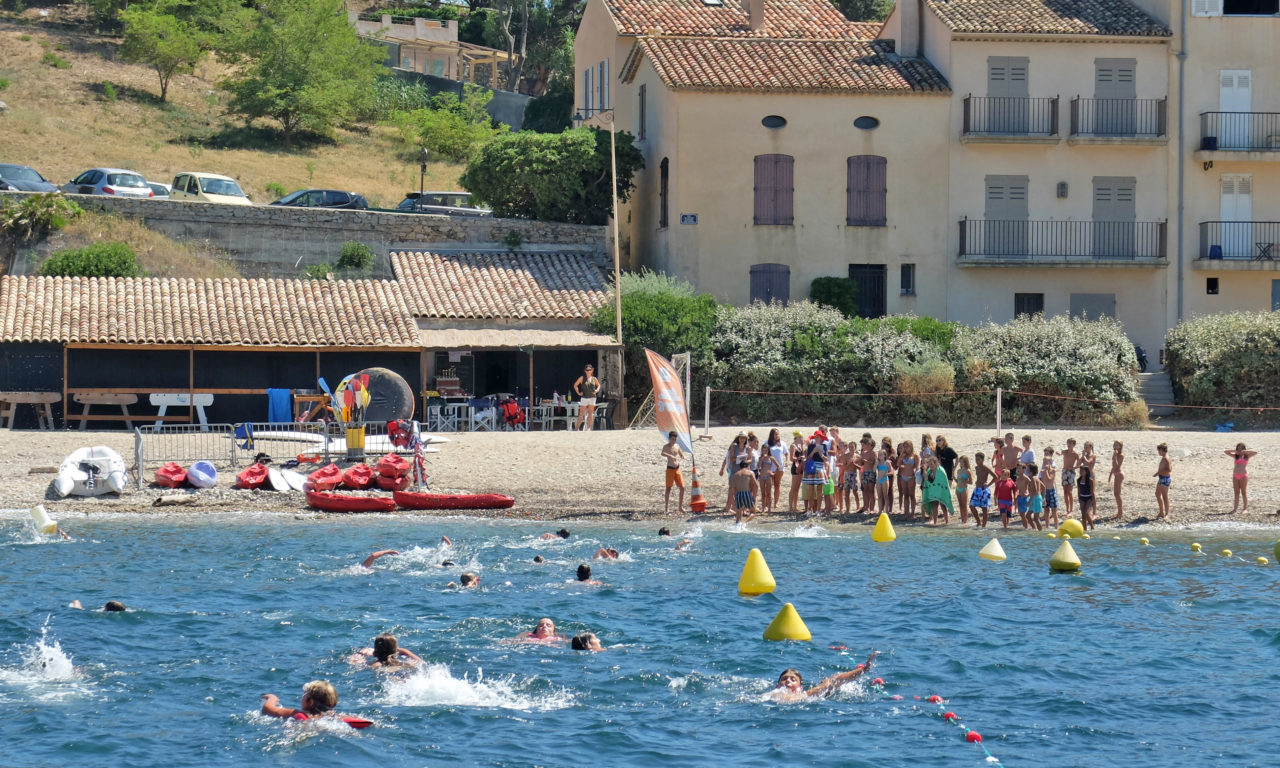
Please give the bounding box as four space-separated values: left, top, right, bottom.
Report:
71 600 127 611
533 555 546 563
571 632 604 651
362 549 399 568
261 680 339 720
768 652 877 702
676 539 694 551
448 572 480 588
351 633 422 669
593 548 619 559
540 529 571 540
576 563 602 585
513 617 567 643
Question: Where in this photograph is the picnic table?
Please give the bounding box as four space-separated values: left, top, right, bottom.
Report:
0 391 59 430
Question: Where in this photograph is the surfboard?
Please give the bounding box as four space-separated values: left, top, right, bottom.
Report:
267 467 290 492
280 469 307 492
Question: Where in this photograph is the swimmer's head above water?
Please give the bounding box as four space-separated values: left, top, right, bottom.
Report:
372 633 398 663
530 618 556 638
571 632 603 651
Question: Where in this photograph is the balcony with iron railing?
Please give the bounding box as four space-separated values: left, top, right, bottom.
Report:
1069 98 1168 144
961 96 1059 144
1197 113 1280 161
958 219 1168 267
1194 221 1280 269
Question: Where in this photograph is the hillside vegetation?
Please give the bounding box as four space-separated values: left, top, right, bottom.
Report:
0 18 464 207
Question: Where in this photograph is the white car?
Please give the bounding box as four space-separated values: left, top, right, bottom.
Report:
61 168 154 198
170 172 253 206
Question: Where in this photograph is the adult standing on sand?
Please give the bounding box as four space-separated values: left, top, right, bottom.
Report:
662 430 687 515
574 365 601 431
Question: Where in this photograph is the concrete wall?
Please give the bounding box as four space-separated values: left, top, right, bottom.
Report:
4 193 605 278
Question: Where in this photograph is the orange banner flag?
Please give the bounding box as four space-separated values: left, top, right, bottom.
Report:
644 348 693 456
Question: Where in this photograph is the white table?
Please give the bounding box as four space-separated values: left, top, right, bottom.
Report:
150 393 214 431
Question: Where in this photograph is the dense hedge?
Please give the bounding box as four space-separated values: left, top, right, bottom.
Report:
595 271 1142 426
1166 312 1280 426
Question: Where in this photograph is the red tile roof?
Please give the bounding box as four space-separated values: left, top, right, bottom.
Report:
926 0 1171 37
0 275 421 347
392 251 610 320
637 37 949 93
604 0 879 39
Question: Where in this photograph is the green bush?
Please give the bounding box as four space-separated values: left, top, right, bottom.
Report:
101 80 118 101
810 276 858 317
39 241 141 277
300 263 331 280
264 182 287 200
1166 311 1280 426
391 85 505 162
0 193 83 240
336 240 374 271
41 52 70 69
0 78 9 91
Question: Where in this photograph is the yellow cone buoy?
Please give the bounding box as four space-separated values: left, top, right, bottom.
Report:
763 602 812 642
29 505 56 535
978 538 1006 562
1139 537 1150 546
1049 540 1082 572
1058 519 1084 539
1047 532 1057 539
872 512 896 543
1258 557 1269 566
1221 549 1233 558
738 548 776 595
1191 542 1202 553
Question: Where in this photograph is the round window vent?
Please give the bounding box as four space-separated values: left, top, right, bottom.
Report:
761 115 787 129
854 116 880 130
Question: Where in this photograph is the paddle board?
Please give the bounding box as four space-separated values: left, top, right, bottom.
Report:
267 467 290 492
280 469 307 492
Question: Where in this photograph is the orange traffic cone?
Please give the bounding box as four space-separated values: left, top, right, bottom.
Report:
689 465 707 513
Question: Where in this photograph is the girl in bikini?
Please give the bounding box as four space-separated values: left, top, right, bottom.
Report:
1225 442 1257 514
875 450 893 514
953 455 972 525
1107 441 1125 521
897 440 917 521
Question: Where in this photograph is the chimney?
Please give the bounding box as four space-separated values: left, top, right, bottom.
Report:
895 0 920 58
748 0 764 31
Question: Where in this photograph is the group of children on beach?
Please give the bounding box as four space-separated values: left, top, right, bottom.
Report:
658 428 1233 528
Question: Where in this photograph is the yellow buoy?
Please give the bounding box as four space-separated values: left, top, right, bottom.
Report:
1062 533 1072 540
872 512 896 543
1082 534 1091 540
29 505 56 535
1112 536 1121 540
1046 532 1057 539
978 538 1006 562
1139 537 1150 546
1258 557 1269 566
1191 542 1202 553
738 548 776 595
763 602 812 642
1221 549 1233 558
1058 519 1084 539
1049 540 1082 572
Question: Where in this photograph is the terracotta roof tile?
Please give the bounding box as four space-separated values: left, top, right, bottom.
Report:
638 37 949 93
926 0 1171 36
604 0 878 39
392 251 610 320
0 275 421 348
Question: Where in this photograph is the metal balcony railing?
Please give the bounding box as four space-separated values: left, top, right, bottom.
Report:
959 219 1168 262
1198 221 1280 260
963 96 1059 137
1200 112 1280 151
1070 98 1167 138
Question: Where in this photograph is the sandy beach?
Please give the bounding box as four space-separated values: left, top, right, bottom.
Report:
14 423 1280 530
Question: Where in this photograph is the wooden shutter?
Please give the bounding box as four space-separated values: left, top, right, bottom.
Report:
753 154 793 225
659 157 669 228
846 155 887 226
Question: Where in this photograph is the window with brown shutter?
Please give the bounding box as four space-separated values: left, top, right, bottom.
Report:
659 158 669 228
753 154 794 226
847 155 887 227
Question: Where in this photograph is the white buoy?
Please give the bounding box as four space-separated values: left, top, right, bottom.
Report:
30 505 57 535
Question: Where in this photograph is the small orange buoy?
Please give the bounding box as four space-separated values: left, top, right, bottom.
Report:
966 730 982 743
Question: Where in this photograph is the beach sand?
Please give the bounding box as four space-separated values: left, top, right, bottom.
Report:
13 425 1280 529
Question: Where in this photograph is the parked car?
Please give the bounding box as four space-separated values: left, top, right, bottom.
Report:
269 189 367 209
147 181 171 199
0 163 59 193
61 168 154 198
396 191 491 217
170 172 253 206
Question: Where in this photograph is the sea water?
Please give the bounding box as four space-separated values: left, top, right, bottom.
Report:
2 512 1279 767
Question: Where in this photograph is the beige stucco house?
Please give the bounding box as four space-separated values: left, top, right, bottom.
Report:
350 12 513 88
575 0 952 313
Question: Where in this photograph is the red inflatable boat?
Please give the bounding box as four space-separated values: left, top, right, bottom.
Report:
155 462 188 488
393 490 515 510
375 453 410 478
376 473 411 492
342 464 374 490
305 490 397 513
307 463 342 491
236 463 268 489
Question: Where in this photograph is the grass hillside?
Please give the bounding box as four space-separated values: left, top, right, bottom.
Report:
0 17 465 207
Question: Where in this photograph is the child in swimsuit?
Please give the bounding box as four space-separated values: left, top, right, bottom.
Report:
1024 464 1044 531
970 452 993 528
1225 442 1257 514
730 462 759 524
954 455 972 525
875 450 892 514
1108 441 1125 521
994 469 1016 530
1060 438 1079 518
1077 466 1096 530
897 440 917 521
1154 443 1172 521
1041 448 1059 530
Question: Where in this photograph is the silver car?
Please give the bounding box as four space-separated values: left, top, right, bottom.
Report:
61 168 155 198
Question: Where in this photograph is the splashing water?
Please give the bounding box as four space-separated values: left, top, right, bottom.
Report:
0 621 86 702
380 663 574 711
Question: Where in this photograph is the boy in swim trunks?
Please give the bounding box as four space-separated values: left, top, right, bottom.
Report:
1015 463 1031 528
1041 447 1059 529
1024 464 1044 531
994 469 1017 529
859 437 877 513
729 462 759 524
662 431 687 515
970 452 994 528
1060 438 1079 518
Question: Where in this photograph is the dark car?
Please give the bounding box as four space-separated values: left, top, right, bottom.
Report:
269 189 368 209
0 163 59 193
396 191 491 217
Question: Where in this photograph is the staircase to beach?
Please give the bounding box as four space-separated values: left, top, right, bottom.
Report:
1137 371 1175 418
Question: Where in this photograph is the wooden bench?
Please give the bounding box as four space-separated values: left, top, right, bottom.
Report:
73 393 137 430
150 393 214 431
0 391 59 430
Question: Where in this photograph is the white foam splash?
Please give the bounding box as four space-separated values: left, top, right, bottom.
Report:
792 523 829 538
380 663 573 711
0 622 87 702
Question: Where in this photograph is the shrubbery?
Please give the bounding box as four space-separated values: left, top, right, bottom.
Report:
39 241 141 277
598 271 1142 426
1 193 83 241
1166 312 1280 425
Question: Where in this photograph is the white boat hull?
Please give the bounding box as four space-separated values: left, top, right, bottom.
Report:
54 446 128 497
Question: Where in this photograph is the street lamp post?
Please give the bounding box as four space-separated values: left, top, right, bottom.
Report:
419 147 429 198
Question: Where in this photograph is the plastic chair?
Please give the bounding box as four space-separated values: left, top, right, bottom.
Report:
469 398 496 431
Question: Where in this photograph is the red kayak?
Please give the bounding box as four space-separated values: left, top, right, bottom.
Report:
155 462 188 488
342 464 374 490
307 463 342 491
375 452 410 478
236 463 268 489
376 473 411 492
305 490 396 513
393 490 515 510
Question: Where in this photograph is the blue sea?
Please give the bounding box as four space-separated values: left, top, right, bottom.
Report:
3 511 1279 767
